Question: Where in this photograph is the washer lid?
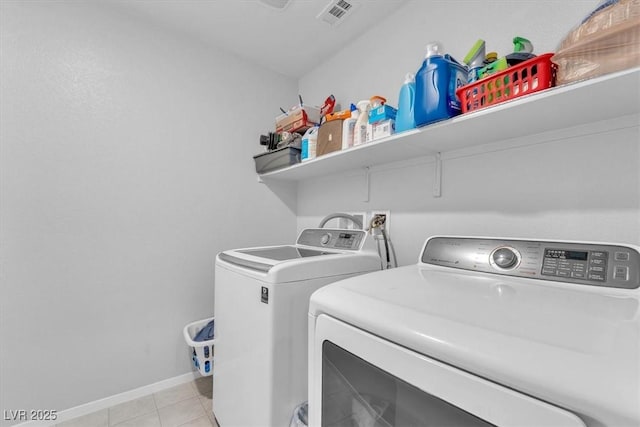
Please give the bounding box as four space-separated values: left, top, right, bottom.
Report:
237 246 337 261
216 228 380 282
216 245 380 283
218 245 340 274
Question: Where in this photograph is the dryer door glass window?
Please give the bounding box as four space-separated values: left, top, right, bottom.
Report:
321 341 495 427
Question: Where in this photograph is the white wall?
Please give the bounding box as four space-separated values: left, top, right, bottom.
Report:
0 1 297 423
297 0 640 265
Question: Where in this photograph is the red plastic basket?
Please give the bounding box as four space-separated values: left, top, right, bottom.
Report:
457 53 557 113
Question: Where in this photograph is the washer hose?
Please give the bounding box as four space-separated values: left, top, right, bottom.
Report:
318 213 364 229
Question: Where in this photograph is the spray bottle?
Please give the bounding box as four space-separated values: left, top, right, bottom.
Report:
506 36 536 65
353 100 371 146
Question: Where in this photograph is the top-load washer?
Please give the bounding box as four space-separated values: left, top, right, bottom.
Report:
213 228 381 427
309 236 640 427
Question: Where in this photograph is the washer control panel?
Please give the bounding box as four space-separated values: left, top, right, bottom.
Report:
422 237 640 289
297 229 366 251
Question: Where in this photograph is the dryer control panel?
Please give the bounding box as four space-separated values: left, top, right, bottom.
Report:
422 237 640 289
297 229 366 251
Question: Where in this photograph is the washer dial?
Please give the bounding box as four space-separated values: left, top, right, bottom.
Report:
321 233 332 245
490 247 521 270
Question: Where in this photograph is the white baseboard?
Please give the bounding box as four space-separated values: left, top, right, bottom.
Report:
13 371 201 427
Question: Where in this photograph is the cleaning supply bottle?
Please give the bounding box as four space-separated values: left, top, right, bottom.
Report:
463 39 486 83
353 100 371 146
478 52 508 79
414 42 468 127
506 36 536 66
300 126 319 162
395 73 416 133
341 103 358 150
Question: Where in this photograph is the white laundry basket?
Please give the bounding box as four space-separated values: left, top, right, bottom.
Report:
183 317 216 377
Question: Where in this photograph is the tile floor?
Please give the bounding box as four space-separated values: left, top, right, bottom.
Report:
56 376 218 427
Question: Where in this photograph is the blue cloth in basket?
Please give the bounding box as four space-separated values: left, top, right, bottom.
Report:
194 320 215 342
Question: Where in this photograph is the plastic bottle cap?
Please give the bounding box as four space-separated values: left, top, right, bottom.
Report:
369 95 386 106
485 52 498 62
425 42 443 58
403 72 415 84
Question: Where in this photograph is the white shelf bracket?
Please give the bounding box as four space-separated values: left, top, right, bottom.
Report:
363 166 371 203
257 175 264 184
433 152 442 198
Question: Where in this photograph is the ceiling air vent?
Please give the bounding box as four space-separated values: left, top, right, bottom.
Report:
317 0 357 26
258 0 292 10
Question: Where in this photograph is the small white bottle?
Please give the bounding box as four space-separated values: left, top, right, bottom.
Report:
353 100 371 146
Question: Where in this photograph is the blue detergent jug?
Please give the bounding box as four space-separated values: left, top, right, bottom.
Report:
414 43 468 127
395 73 416 133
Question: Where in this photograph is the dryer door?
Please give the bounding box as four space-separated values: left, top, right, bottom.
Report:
309 314 586 427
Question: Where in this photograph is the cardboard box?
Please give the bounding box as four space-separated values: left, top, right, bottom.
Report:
316 119 344 157
324 108 352 122
369 104 397 124
275 106 321 134
372 119 395 140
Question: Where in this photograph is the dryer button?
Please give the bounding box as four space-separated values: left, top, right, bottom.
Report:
614 266 629 280
615 252 630 262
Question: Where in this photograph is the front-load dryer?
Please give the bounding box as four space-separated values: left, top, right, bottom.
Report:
309 236 640 427
213 228 380 427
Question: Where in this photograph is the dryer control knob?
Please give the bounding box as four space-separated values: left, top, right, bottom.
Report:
491 247 520 270
321 233 332 245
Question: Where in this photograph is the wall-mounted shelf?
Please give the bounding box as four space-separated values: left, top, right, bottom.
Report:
259 68 639 182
